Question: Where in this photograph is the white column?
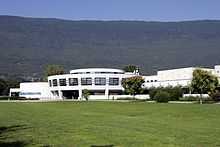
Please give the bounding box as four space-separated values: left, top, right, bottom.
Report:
105 89 109 99
79 89 82 100
9 89 11 97
58 90 63 100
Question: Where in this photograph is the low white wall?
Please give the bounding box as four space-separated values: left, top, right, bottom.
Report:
183 94 209 97
87 94 150 100
19 82 50 99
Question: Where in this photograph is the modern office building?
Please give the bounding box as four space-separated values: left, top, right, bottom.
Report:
10 68 139 100
143 65 220 88
9 65 220 100
47 68 138 100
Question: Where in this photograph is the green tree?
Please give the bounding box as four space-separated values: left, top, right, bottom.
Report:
190 69 219 104
0 79 19 96
82 89 90 101
123 65 138 72
0 79 7 95
122 76 145 98
44 64 64 80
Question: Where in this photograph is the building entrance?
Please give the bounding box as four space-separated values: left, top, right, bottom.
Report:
62 90 79 99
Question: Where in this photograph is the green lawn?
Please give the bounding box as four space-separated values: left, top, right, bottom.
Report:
0 102 220 147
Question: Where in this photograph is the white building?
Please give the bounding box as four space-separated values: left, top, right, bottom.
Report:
10 68 139 100
9 66 220 100
143 65 220 88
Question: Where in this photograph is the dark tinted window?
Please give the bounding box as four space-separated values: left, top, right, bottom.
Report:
95 77 106 85
109 78 119 85
59 79 66 86
52 79 58 86
69 78 78 86
81 78 92 85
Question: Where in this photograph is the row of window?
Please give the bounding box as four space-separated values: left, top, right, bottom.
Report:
49 77 119 87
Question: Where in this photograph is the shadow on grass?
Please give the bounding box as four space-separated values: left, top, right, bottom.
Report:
91 145 114 147
0 125 31 147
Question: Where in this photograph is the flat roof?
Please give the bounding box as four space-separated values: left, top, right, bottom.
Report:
70 68 124 74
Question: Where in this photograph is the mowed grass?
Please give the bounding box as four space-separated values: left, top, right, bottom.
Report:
0 102 220 147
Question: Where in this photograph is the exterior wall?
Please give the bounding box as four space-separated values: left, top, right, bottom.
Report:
143 66 220 88
157 67 195 81
19 82 50 99
9 88 20 96
88 94 150 100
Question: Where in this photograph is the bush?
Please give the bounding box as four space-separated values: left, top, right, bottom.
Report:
116 97 138 100
166 86 182 101
154 90 170 103
179 96 199 101
149 86 183 101
210 92 220 102
149 88 157 100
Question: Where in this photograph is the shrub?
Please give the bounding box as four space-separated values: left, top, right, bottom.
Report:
166 86 182 101
82 89 90 101
210 92 220 102
116 97 138 100
149 88 157 100
154 90 170 103
149 86 183 101
179 96 199 101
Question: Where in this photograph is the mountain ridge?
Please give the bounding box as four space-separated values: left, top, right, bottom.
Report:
0 15 220 77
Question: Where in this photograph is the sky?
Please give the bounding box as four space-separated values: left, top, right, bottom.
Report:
0 0 220 21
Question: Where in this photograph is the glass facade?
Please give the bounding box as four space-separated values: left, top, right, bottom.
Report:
69 78 78 86
81 78 92 85
95 77 106 85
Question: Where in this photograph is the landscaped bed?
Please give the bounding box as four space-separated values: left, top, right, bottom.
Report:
0 101 220 147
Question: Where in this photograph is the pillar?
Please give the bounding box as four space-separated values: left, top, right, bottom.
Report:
79 89 82 100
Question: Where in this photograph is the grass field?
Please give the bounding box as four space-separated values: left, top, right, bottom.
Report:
0 102 220 147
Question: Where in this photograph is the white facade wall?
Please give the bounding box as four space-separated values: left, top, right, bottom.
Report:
143 66 220 88
19 82 50 99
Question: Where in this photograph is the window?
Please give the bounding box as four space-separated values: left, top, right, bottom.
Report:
59 79 66 86
49 80 52 87
95 77 106 85
109 78 119 85
69 78 78 86
81 78 92 85
52 79 58 86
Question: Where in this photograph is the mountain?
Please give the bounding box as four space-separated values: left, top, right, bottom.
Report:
1 15 220 78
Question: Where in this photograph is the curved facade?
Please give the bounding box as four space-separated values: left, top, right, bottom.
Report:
48 68 138 99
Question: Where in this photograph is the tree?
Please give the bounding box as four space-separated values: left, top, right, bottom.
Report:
0 78 20 96
0 79 7 95
82 89 90 101
190 69 219 104
123 65 138 73
44 64 64 80
122 76 145 98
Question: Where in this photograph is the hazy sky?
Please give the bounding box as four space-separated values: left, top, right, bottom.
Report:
0 0 220 21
